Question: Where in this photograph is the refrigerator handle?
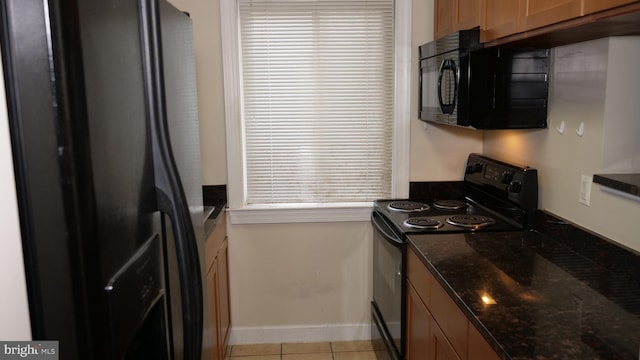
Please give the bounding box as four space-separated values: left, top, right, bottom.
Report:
139 0 202 358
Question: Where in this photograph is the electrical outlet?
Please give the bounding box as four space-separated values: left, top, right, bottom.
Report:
579 175 592 206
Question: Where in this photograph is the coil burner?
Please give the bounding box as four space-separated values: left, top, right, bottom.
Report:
403 218 444 230
432 199 467 211
387 201 430 213
446 215 496 230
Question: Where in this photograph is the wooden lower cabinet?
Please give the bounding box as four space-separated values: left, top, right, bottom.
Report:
217 238 231 355
432 320 462 360
406 247 500 360
206 257 221 359
468 324 501 360
205 212 231 360
407 284 431 360
407 282 462 360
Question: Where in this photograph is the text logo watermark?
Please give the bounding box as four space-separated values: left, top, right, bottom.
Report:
0 342 58 359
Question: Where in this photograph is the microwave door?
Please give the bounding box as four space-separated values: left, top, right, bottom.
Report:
438 58 458 115
419 57 440 121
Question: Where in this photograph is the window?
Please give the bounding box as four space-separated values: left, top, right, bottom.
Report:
220 0 411 223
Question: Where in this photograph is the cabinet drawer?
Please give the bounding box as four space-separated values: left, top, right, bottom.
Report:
430 276 468 360
407 247 431 306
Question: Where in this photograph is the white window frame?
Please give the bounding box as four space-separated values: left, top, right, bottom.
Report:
220 0 411 224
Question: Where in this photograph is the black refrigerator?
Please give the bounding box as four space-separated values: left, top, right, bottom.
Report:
0 0 209 359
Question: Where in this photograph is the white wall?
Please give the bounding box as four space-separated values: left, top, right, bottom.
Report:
483 37 640 251
0 48 32 340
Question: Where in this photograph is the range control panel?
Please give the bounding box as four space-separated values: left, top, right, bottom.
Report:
464 153 538 209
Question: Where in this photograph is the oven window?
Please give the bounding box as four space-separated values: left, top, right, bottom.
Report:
372 223 404 355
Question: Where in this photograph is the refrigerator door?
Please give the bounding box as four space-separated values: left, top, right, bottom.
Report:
140 0 206 358
1 0 204 358
156 1 209 358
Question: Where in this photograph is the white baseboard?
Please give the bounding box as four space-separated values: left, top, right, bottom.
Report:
229 323 372 345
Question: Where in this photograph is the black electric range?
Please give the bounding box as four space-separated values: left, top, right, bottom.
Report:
374 153 539 235
371 154 538 360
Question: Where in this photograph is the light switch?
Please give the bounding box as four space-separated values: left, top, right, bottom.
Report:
579 175 592 206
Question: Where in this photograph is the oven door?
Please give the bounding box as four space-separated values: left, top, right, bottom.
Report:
371 210 405 360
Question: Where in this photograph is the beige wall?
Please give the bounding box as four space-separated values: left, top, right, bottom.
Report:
227 222 373 343
483 37 640 251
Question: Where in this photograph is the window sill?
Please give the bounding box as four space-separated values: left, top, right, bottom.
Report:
227 203 374 224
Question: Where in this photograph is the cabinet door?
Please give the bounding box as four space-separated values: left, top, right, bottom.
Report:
480 0 522 42
432 321 462 360
457 0 480 30
519 0 583 31
217 238 231 356
468 324 501 360
430 277 468 358
435 0 481 40
583 0 640 14
435 0 456 39
206 260 220 360
407 284 432 360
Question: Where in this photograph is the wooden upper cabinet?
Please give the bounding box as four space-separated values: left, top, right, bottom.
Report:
435 0 456 39
583 0 640 14
519 0 583 31
457 0 481 30
435 0 481 40
478 0 640 44
480 0 522 42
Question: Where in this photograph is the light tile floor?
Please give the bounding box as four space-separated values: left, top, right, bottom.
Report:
228 340 383 360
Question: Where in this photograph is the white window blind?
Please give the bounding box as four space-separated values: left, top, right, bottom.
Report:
238 0 394 205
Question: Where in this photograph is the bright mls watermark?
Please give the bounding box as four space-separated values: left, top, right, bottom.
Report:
0 342 58 359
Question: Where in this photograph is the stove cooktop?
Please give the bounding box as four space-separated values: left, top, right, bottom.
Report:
374 198 522 234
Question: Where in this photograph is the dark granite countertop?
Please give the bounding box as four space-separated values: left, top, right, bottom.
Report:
202 185 227 238
593 173 640 197
407 211 640 359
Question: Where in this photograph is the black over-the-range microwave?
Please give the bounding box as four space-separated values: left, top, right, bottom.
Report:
419 29 550 129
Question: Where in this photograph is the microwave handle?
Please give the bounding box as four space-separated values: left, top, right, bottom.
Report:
437 59 458 115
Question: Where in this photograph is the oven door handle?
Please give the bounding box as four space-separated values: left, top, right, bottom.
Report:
371 211 403 246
